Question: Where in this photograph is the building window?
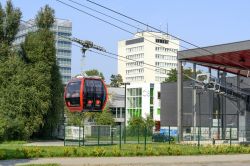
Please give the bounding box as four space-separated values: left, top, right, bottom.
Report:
150 106 153 119
155 47 178 53
150 87 154 105
157 108 160 115
156 39 169 44
157 92 161 99
126 46 144 53
127 88 142 118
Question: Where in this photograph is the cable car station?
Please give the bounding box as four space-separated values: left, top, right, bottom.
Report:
177 40 250 143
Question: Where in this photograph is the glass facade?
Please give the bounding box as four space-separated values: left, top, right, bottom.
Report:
127 88 142 118
14 19 72 85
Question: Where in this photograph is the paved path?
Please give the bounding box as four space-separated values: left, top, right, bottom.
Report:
1 154 250 166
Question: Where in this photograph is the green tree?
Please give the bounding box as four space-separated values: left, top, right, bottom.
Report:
0 0 21 61
164 68 201 83
85 69 105 80
94 105 114 126
110 74 123 87
24 5 64 138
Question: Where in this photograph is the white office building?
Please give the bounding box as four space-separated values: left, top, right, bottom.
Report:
118 31 178 126
14 19 72 84
118 31 179 83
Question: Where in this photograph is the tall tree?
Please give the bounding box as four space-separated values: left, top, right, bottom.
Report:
27 5 64 137
0 0 21 61
85 69 105 80
110 74 123 87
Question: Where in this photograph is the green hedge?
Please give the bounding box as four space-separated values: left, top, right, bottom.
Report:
1 144 250 160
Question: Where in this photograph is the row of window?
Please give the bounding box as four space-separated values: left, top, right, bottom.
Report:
58 40 71 45
57 58 71 66
128 109 142 118
57 42 71 49
127 88 142 96
155 54 177 61
155 62 177 68
126 53 144 60
57 49 71 57
155 47 178 53
127 97 142 108
155 76 167 82
156 39 169 44
126 76 144 82
126 46 144 53
60 67 71 74
155 69 167 74
57 32 71 37
126 61 144 68
58 26 72 32
126 68 144 75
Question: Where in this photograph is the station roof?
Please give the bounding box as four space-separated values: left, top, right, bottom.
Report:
178 40 250 77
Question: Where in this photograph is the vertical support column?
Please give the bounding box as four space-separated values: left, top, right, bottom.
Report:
177 60 183 142
192 63 197 139
217 70 221 139
208 68 212 139
237 75 245 142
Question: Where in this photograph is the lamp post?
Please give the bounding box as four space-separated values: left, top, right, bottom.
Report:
121 82 130 144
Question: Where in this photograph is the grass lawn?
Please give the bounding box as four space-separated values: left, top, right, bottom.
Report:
1 141 250 160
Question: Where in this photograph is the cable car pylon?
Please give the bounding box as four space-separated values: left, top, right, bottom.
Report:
63 36 106 73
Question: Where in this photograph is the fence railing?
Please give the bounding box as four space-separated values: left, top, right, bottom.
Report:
64 124 250 149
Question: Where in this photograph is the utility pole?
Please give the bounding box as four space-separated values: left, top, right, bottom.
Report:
192 63 197 140
177 60 183 142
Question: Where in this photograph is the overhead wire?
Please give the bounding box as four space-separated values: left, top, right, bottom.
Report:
21 3 250 90
55 0 250 91
84 0 250 72
66 0 190 51
19 19 166 75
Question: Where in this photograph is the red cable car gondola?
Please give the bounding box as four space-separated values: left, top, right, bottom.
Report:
64 76 108 112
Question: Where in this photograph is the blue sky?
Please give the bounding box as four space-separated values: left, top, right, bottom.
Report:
1 0 250 82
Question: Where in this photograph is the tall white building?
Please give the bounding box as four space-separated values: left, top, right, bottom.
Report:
118 31 179 126
118 31 179 83
14 19 72 84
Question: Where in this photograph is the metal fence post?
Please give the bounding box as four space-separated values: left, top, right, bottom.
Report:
98 126 100 146
169 126 171 144
119 123 122 149
198 126 200 148
82 125 85 146
64 123 66 146
144 126 147 151
138 126 140 144
79 126 81 147
230 127 232 147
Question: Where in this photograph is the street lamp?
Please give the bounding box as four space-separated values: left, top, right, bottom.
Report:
121 82 130 144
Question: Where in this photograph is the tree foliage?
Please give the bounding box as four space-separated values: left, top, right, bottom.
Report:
0 2 64 140
110 74 123 87
0 0 21 62
94 105 114 126
85 69 105 80
0 0 21 45
164 68 202 83
128 115 154 129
